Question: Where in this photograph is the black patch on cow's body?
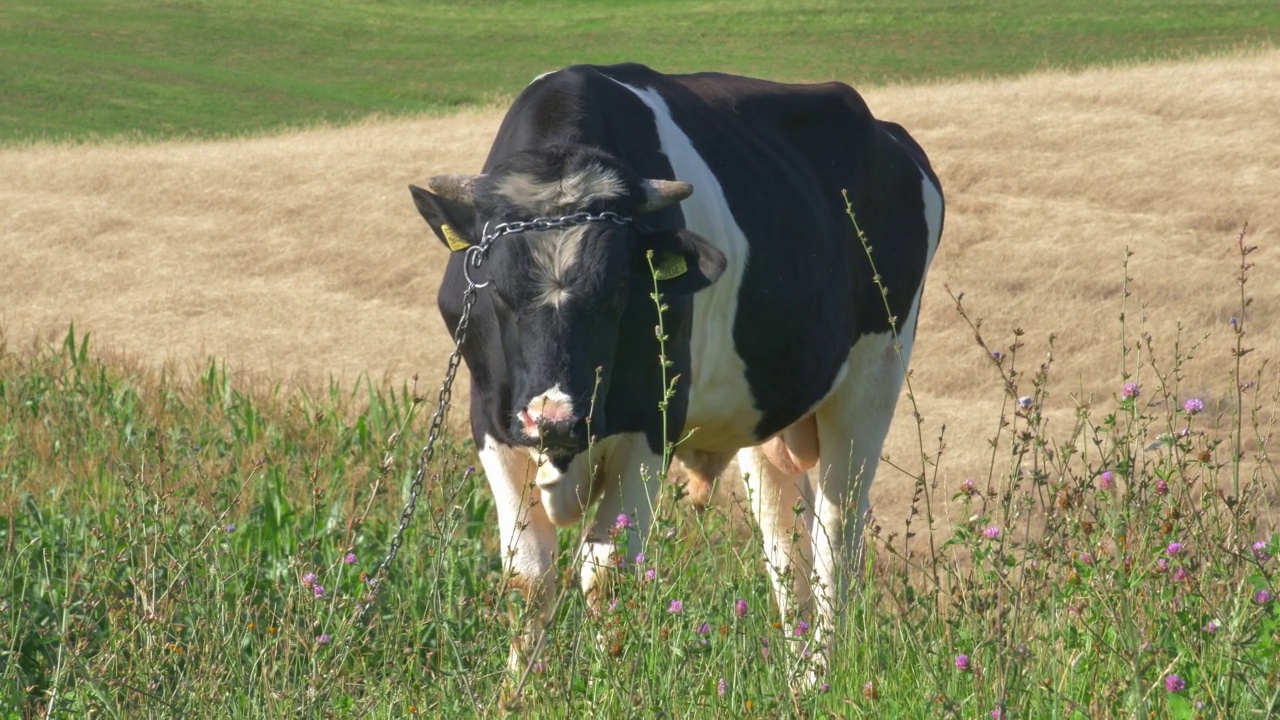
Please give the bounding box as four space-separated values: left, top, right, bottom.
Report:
435 63 941 453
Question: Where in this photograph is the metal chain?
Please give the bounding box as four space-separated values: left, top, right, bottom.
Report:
356 209 633 624
485 210 632 243
357 274 479 623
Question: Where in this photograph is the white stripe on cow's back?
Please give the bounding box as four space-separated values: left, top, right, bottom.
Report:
920 171 944 271
883 169 945 374
610 79 763 450
529 70 557 85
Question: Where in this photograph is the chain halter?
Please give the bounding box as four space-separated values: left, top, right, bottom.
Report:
357 209 633 623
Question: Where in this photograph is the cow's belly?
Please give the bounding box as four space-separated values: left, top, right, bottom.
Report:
683 336 852 454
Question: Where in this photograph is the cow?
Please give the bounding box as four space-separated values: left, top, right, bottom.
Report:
409 62 943 680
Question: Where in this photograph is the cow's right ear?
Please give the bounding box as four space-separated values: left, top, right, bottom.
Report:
637 228 727 297
409 181 478 252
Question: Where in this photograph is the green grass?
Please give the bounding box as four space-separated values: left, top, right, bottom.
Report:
2 0 1278 143
3 233 1279 717
4 3 1280 714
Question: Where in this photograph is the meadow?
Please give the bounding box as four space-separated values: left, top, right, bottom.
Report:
3 2 1280 717
3 0 1280 143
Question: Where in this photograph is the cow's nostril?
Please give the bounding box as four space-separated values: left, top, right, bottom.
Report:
519 409 539 436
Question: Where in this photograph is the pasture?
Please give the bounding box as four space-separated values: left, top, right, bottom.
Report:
3 0 1280 143
3 4 1280 716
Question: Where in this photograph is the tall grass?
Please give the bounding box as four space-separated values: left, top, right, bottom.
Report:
3 229 1277 717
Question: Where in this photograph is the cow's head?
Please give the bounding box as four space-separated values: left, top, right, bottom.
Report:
410 146 726 461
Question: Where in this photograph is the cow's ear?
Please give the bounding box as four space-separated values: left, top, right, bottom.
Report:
637 229 726 296
409 183 477 252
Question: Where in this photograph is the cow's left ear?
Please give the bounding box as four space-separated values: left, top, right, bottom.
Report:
409 179 480 252
637 228 727 296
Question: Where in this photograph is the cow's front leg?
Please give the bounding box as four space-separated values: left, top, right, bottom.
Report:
578 434 662 612
479 435 558 675
737 442 815 633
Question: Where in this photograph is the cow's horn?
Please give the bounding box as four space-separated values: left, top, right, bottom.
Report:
639 179 694 212
428 174 484 206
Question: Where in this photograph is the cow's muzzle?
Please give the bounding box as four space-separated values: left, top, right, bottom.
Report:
516 387 589 454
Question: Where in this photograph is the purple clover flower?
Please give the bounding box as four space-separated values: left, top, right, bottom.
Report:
302 572 317 588
645 568 656 582
1203 619 1220 633
615 513 631 529
668 599 684 614
793 620 809 636
1253 540 1271 562
1121 382 1140 400
955 653 971 671
635 552 646 565
717 677 727 697
697 622 711 636
735 599 749 618
960 478 976 496
316 633 331 646
1018 396 1033 410
225 524 236 533
1255 589 1273 605
1098 471 1114 490
983 526 1001 540
1165 674 1185 693
1183 398 1204 414
343 552 357 564
1167 542 1184 556
313 584 326 599
1156 479 1169 496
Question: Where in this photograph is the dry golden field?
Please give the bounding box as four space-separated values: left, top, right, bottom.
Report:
2 51 1278 530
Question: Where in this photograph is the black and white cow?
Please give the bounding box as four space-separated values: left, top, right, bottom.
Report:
410 63 943 676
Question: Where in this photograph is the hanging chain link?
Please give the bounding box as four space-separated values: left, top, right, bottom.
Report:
356 209 633 624
485 210 632 240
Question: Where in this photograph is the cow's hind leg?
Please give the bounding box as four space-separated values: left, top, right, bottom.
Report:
479 436 558 676
738 441 815 633
809 329 911 672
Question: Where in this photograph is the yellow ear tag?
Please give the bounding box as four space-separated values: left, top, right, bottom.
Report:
441 223 472 252
653 253 688 281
